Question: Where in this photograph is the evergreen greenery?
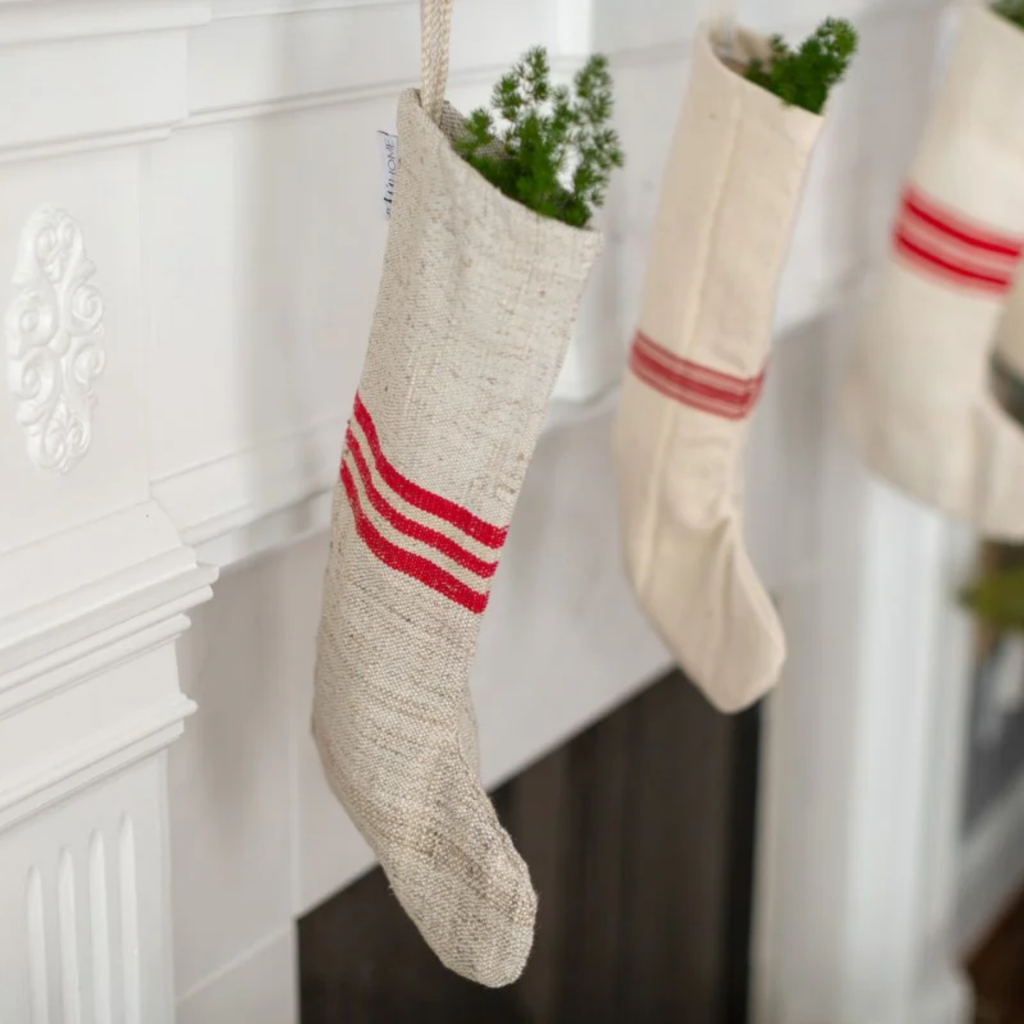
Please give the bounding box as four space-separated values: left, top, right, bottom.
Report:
993 0 1024 32
453 47 624 228
743 17 858 115
961 565 1024 632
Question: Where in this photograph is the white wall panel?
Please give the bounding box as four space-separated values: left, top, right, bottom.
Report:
0 0 999 1021
0 148 148 553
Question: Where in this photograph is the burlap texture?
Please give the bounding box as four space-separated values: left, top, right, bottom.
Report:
313 88 601 987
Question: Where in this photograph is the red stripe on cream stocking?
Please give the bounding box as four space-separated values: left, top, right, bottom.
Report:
628 330 765 419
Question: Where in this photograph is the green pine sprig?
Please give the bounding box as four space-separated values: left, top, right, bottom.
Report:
743 17 858 115
961 565 1024 632
453 47 625 228
993 0 1024 31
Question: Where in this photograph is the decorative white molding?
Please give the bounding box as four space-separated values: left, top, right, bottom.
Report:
2 581 198 710
6 206 106 475
26 865 49 1022
0 530 208 1019
175 925 298 1024
0 0 895 160
0 9 193 157
753 486 975 1024
0 1 210 47
168 34 681 132
209 0 399 19
0 127 174 170
119 813 142 1024
185 0 560 120
152 388 628 572
0 763 171 1024
0 495 215 828
88 829 114 1022
57 846 82 1021
0 688 196 836
152 417 342 568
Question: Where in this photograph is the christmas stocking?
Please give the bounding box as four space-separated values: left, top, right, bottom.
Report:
312 0 602 988
614 23 824 713
844 4 1024 540
996 267 1024 383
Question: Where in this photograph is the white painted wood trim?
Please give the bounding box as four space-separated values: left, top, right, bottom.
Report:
753 487 975 1024
0 1 211 46
0 500 215 1021
176 926 298 1024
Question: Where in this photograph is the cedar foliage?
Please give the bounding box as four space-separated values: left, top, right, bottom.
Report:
962 566 1024 632
743 17 858 114
993 0 1024 31
454 47 624 228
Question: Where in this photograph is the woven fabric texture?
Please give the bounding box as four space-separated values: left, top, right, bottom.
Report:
615 24 822 712
313 87 601 987
844 4 1024 540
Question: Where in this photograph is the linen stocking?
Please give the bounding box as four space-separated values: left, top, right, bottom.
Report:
844 4 1024 539
312 32 601 989
615 23 823 712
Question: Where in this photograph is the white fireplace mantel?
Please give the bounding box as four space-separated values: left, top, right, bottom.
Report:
0 0 1010 1022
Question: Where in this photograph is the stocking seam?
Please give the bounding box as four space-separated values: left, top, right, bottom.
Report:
635 87 744 603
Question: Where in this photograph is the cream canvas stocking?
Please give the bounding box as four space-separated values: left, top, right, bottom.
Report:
996 268 1024 385
614 23 824 712
844 4 1024 540
312 0 602 988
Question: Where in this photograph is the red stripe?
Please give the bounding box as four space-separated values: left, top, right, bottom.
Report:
633 330 763 398
629 347 762 416
628 332 764 418
902 186 1023 259
893 228 1013 292
340 461 489 614
629 348 752 420
352 394 508 550
629 352 756 419
344 427 499 580
632 343 759 410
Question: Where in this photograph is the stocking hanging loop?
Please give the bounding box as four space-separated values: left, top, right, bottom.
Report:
420 0 454 124
704 0 738 60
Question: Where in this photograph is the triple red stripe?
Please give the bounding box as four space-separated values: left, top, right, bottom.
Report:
353 394 507 549
340 461 490 615
345 426 499 580
340 394 507 614
893 185 1023 293
628 329 765 420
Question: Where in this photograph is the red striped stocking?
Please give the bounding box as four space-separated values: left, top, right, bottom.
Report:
614 23 824 711
844 5 1024 538
312 62 601 992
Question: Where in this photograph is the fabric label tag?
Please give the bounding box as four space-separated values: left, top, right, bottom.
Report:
377 131 398 220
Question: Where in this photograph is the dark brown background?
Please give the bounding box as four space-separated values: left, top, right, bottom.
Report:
963 356 1024 835
299 667 760 1023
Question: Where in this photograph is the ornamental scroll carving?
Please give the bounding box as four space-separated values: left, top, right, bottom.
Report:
6 206 106 474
